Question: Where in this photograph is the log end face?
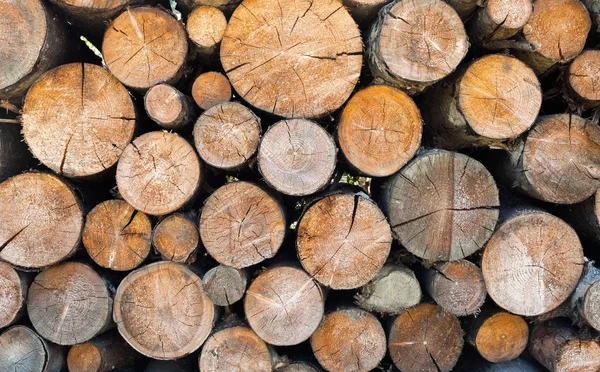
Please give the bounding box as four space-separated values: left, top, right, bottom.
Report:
187 6 227 49
429 260 486 316
556 339 600 372
486 0 532 29
568 50 600 105
475 312 529 363
67 343 102 372
153 214 199 264
145 84 184 126
583 281 600 331
0 326 50 372
192 72 232 111
202 265 246 306
0 261 24 328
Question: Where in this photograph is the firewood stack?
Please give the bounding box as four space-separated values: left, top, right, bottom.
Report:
2 0 600 371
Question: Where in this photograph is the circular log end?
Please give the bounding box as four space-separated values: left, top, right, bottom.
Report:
428 260 486 316
192 72 232 111
67 343 102 372
0 326 57 372
145 84 185 128
202 265 247 306
486 0 532 30
583 281 600 331
153 214 199 264
568 49 600 105
557 339 600 371
475 312 529 363
0 262 25 328
187 6 227 49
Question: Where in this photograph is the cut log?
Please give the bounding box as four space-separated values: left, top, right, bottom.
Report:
0 122 34 182
152 213 199 264
468 0 532 45
310 308 386 372
582 0 600 31
565 189 600 241
191 71 232 111
0 326 66 372
202 265 248 306
113 261 215 359
103 7 188 90
446 0 479 20
422 55 541 149
354 262 421 315
467 310 529 363
297 192 392 290
67 330 138 372
48 0 135 27
0 172 83 270
258 119 336 196
529 319 600 372
21 63 136 179
276 362 320 372
144 84 197 130
388 303 464 372
116 131 202 216
380 150 499 262
187 6 227 56
570 261 600 331
367 0 468 94
178 0 241 13
567 49 600 109
0 0 66 103
82 199 152 271
341 0 392 23
421 260 486 316
482 209 584 316
193 102 261 170
221 0 362 118
499 114 600 204
199 181 286 268
28 262 113 345
245 265 324 346
337 85 422 177
0 261 30 328
516 0 591 74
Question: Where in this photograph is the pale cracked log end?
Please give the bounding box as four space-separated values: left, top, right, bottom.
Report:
0 261 29 328
0 326 65 372
153 214 199 264
187 6 227 56
567 49 600 108
202 265 247 306
469 0 532 43
145 84 196 130
192 71 232 111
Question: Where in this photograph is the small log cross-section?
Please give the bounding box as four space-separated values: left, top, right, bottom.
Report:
0 261 29 328
200 181 286 268
67 330 138 372
202 265 248 306
467 311 529 363
187 6 227 56
113 261 215 360
310 308 387 372
152 214 199 264
144 84 196 130
388 303 464 372
0 173 83 270
337 85 422 177
48 0 135 26
380 151 499 262
179 0 242 13
469 0 532 44
22 63 136 179
567 49 600 108
0 326 65 372
221 0 362 119
192 72 232 111
482 210 584 316
245 265 324 346
570 261 600 331
116 131 202 216
103 7 188 90
193 102 261 170
83 199 152 271
368 0 468 94
27 262 113 346
258 119 337 196
297 192 392 290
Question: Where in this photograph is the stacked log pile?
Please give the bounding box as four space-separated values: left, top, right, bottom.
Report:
2 0 600 371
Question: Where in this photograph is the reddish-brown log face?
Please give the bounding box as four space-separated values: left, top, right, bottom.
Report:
153 214 199 263
568 50 600 104
221 0 362 118
67 343 102 372
192 72 232 111
0 173 83 270
475 312 529 363
187 6 227 50
0 262 25 328
22 63 136 178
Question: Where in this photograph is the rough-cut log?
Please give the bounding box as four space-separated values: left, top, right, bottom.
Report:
469 0 532 45
187 6 227 56
422 55 541 149
582 0 600 30
368 0 468 95
337 85 422 177
0 0 66 103
380 150 499 261
193 102 261 170
388 303 464 372
152 213 199 264
27 262 113 345
276 362 320 372
297 192 392 289
421 260 486 316
221 0 362 118
529 319 600 372
565 190 600 241
22 63 136 179
0 326 66 372
258 119 336 196
245 265 324 346
114 261 215 359
203 265 248 306
199 181 286 268
178 0 241 13
191 71 232 111
48 0 135 27
0 172 83 270
82 199 152 271
342 0 392 22
516 0 591 74
0 123 33 182
446 0 479 20
567 49 600 109
482 208 584 316
0 261 30 328
144 84 196 130
103 7 188 90
499 114 600 204
467 310 529 363
354 262 421 314
67 331 138 372
311 308 386 372
116 131 202 216
570 261 600 331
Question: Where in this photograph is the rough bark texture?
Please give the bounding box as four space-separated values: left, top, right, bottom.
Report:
199 181 286 268
191 71 232 111
567 49 600 108
388 303 463 372
187 6 227 56
21 63 136 179
467 310 529 363
144 84 196 130
297 192 392 289
66 330 138 372
570 261 600 331
380 150 499 262
178 0 241 13
582 0 600 30
565 189 600 241
0 261 30 328
48 0 136 26
202 265 248 306
276 362 321 372
113 261 215 360
446 0 479 20
0 123 34 182
221 0 362 118
368 0 468 94
342 0 392 23
0 326 66 372
152 213 199 264
468 0 532 44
